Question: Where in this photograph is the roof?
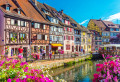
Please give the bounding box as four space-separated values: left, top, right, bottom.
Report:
67 15 82 30
80 25 88 32
36 3 62 27
102 21 118 28
0 0 48 23
91 19 106 28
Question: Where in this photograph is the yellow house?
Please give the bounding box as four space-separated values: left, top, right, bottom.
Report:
80 25 88 53
87 19 106 51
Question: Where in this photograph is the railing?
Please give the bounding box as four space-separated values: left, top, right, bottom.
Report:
25 53 90 62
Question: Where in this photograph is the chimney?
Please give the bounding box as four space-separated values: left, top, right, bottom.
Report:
61 10 63 15
35 0 37 6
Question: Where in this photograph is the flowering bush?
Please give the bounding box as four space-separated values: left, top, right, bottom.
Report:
0 56 53 82
93 54 120 82
74 52 79 56
31 53 40 60
58 49 64 54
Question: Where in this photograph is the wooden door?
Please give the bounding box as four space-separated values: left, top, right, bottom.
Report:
72 46 74 52
23 47 27 57
46 46 49 55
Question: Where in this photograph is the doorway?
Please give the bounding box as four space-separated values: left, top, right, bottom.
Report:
23 47 28 57
72 46 74 52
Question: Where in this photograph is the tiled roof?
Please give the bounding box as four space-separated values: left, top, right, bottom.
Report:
80 25 88 32
0 0 48 23
102 20 118 28
91 19 106 28
67 15 82 30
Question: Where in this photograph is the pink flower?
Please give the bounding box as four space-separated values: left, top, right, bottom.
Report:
16 78 20 82
96 68 102 72
24 67 29 72
113 76 118 82
93 73 99 79
7 78 11 82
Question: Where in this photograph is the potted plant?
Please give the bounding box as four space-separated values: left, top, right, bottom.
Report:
11 37 14 41
20 37 23 41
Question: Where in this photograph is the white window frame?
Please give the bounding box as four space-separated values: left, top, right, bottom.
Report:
45 35 47 40
11 19 15 25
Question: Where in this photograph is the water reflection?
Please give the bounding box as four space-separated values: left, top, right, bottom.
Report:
50 60 103 82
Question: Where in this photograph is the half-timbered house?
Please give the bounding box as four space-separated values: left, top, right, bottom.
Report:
33 2 64 54
19 0 50 55
0 0 50 57
56 10 74 54
0 0 30 57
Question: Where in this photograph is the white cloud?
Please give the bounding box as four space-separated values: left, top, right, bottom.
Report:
79 19 88 25
105 13 120 21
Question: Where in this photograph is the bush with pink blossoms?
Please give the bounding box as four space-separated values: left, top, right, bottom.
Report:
31 53 40 60
93 54 120 82
0 56 53 82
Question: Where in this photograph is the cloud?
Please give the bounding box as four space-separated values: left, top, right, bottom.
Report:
105 13 120 21
79 19 88 25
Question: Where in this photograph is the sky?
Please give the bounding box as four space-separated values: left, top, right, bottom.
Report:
38 0 120 27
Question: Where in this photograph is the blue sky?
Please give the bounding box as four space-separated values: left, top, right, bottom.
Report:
38 0 120 27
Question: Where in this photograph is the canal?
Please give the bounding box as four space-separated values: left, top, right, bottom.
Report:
50 60 103 82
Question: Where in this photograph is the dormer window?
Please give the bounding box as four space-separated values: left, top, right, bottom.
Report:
42 8 49 15
18 10 21 14
6 6 10 11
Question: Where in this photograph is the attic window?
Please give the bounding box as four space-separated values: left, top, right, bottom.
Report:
18 10 21 14
6 6 10 11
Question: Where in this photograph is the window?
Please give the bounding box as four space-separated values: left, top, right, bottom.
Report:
34 46 38 53
31 23 34 27
50 36 52 41
66 45 70 50
71 36 73 40
20 33 26 40
51 26 54 31
34 23 38 28
42 35 45 40
116 28 119 31
45 35 47 40
11 19 15 25
66 36 68 40
18 10 21 14
54 27 56 31
37 34 42 40
10 33 17 41
18 20 20 26
6 6 10 11
65 28 67 31
21 21 25 27
62 19 65 23
43 25 45 29
110 28 114 31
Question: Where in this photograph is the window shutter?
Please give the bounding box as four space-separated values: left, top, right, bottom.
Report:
67 28 69 31
65 20 66 24
64 27 65 31
73 36 74 40
64 36 66 40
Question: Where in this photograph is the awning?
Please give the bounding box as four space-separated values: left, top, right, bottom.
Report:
51 44 63 47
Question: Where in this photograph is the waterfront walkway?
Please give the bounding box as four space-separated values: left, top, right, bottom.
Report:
29 54 90 69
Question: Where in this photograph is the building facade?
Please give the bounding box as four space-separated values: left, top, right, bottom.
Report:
87 19 106 51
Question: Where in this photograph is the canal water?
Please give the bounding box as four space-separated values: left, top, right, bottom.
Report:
50 60 103 82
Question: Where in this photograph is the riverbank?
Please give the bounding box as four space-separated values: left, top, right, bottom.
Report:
29 55 90 70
